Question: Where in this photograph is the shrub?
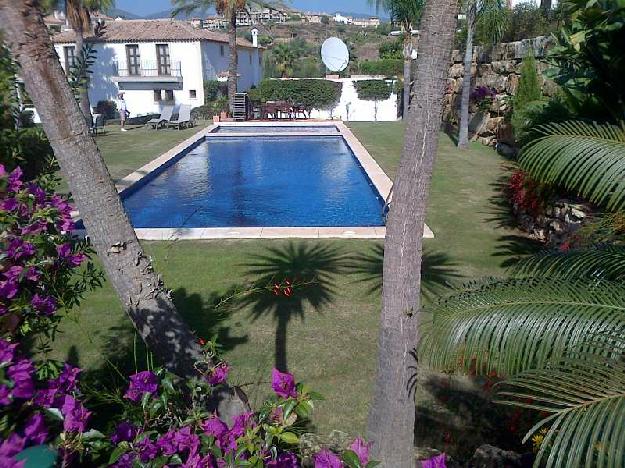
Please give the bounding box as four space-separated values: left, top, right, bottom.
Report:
203 80 222 104
354 80 393 101
511 51 543 139
379 39 403 60
357 59 403 77
94 100 117 120
471 86 497 112
249 79 342 111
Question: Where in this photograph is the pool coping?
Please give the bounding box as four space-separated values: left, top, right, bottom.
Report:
110 121 434 241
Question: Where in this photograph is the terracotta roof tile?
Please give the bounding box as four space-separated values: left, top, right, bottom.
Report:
51 19 256 49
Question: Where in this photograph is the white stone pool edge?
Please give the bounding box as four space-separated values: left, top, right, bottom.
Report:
111 121 434 241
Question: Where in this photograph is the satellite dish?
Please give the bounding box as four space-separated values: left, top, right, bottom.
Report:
321 37 349 72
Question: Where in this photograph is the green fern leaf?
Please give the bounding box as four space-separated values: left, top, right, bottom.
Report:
520 121 625 211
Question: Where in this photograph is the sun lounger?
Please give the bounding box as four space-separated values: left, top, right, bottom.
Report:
147 105 174 129
167 104 194 130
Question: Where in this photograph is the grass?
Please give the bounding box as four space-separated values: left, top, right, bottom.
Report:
50 122 525 441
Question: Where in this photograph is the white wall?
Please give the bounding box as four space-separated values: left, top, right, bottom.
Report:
200 42 262 91
305 77 399 122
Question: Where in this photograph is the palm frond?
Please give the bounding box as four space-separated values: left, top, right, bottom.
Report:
494 338 625 468
511 246 625 281
419 278 625 376
520 120 625 211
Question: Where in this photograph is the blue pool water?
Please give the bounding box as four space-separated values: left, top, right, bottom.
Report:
122 136 385 228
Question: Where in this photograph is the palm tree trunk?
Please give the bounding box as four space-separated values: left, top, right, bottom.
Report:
275 312 288 372
457 8 475 149
403 33 412 118
227 10 238 115
0 1 209 381
366 0 459 465
74 30 93 128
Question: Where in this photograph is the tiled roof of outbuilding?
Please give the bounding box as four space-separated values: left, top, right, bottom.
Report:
51 19 257 49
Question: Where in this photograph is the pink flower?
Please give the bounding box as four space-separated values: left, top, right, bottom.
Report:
348 437 371 466
271 368 297 399
313 449 342 468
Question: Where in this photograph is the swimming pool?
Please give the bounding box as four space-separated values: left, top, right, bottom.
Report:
122 136 385 228
213 125 339 134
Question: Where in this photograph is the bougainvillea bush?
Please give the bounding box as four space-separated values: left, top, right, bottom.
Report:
0 165 376 467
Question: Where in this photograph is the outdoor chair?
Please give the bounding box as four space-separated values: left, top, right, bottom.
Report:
147 105 174 129
167 104 194 130
90 113 106 135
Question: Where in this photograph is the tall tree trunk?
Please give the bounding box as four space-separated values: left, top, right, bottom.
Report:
366 0 459 465
457 8 475 149
540 0 552 12
228 10 238 114
0 2 248 422
402 32 412 118
74 29 93 128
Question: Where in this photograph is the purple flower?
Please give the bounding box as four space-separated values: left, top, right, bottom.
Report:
136 437 159 462
313 449 343 468
202 415 228 439
207 362 229 385
6 239 35 260
230 412 255 438
0 433 25 458
56 244 85 267
0 280 19 300
267 452 300 467
173 426 200 456
31 294 57 316
124 371 159 402
24 413 48 445
26 183 46 204
8 359 35 399
156 430 177 456
112 452 136 468
0 339 17 363
61 395 91 433
1 197 18 212
21 220 48 236
7 167 23 192
3 266 23 282
0 386 11 406
421 453 447 468
348 438 371 466
25 267 40 282
0 456 24 468
111 422 138 444
271 368 297 399
57 364 81 392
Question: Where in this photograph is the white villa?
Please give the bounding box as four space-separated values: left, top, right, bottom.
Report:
51 19 264 118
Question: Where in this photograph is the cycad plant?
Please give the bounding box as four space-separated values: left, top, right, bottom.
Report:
421 119 625 467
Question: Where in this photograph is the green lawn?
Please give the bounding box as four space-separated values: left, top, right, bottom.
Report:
50 122 523 442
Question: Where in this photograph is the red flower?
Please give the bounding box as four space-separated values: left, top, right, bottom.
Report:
198 338 207 346
283 287 293 297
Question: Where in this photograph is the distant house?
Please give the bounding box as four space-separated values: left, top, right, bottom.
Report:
236 7 288 26
303 12 324 23
352 17 381 28
333 13 353 25
204 15 228 30
51 19 263 117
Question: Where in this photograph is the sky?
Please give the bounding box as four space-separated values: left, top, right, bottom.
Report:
114 0 380 16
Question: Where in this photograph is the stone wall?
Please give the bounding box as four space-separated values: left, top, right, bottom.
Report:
443 36 556 146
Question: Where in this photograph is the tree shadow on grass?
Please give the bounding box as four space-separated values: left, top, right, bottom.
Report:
484 170 519 229
493 234 544 269
347 244 463 301
238 242 347 372
414 372 536 464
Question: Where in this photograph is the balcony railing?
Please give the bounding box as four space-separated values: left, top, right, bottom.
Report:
112 61 183 83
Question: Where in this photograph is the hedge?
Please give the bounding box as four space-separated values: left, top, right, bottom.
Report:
357 59 403 77
248 79 342 111
354 80 393 101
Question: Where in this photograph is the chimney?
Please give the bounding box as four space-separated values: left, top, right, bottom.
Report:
251 27 259 47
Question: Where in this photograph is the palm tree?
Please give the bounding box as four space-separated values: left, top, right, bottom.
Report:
457 0 508 148
42 0 115 127
422 120 625 466
371 0 424 117
365 0 459 464
270 43 295 78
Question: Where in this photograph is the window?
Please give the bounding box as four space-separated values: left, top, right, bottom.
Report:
156 44 171 75
165 90 174 101
220 44 225 57
189 89 197 99
63 46 76 72
125 44 141 75
154 89 162 101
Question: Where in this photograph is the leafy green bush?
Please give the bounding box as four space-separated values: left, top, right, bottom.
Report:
511 51 543 139
379 39 403 60
357 59 403 77
249 79 342 111
203 80 222 104
354 80 393 101
95 99 117 119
